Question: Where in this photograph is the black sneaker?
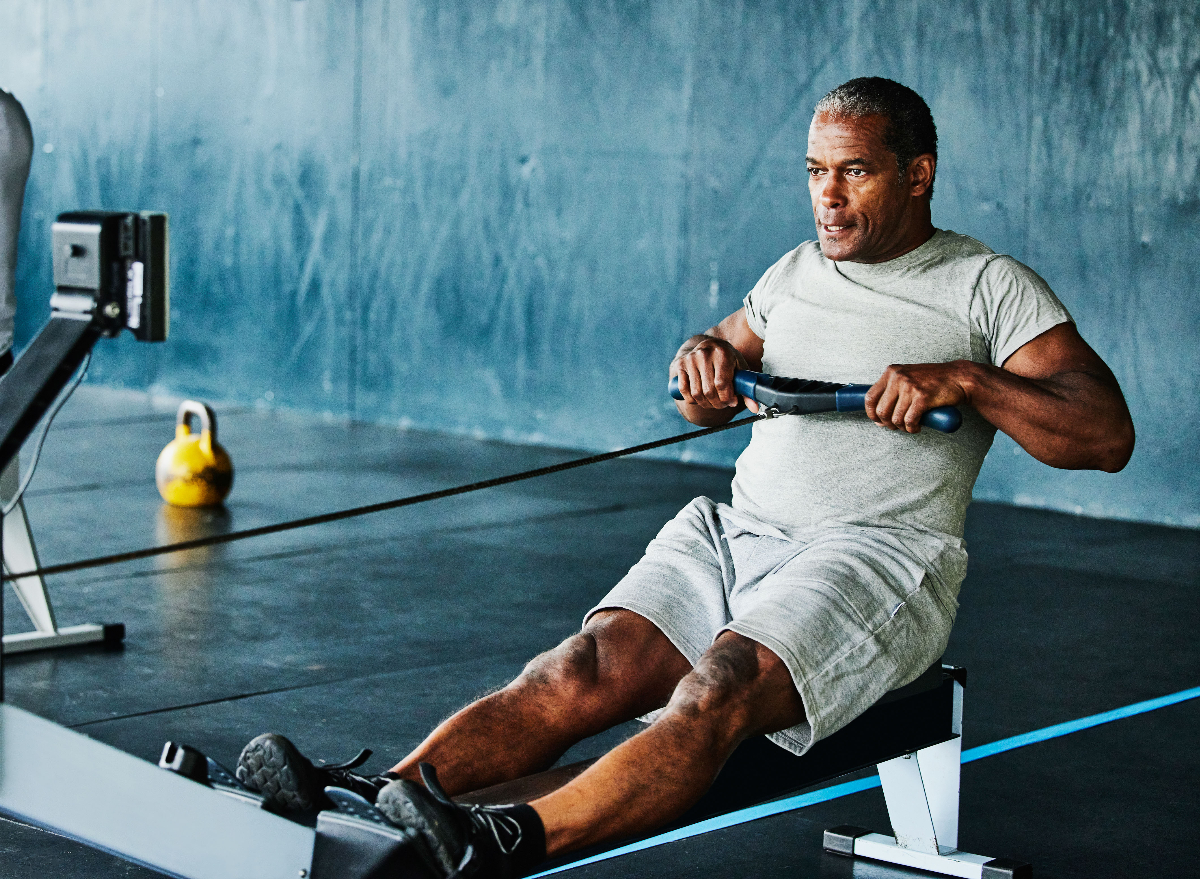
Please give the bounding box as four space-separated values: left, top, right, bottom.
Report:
236 733 395 812
376 763 529 878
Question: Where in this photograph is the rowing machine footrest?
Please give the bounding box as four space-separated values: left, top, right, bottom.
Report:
823 825 870 855
981 857 1033 879
159 741 208 783
158 741 265 805
312 788 436 879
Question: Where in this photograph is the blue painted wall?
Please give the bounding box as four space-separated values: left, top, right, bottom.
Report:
2 1 1197 527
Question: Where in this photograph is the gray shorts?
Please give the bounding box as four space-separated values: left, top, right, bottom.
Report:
585 497 966 754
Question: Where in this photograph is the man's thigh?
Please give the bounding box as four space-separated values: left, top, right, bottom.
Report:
584 497 734 666
724 526 960 754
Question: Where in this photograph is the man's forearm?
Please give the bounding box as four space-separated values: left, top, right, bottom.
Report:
958 360 1135 472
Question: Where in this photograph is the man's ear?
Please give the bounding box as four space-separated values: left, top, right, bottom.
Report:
907 154 936 197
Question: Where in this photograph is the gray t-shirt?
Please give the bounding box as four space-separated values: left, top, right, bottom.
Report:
735 229 1072 539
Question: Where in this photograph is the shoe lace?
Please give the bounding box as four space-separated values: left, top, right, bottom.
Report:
316 749 386 797
463 802 523 856
317 748 372 773
418 762 524 874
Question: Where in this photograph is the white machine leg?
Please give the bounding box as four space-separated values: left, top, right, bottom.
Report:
3 496 57 633
1 457 120 654
824 673 1031 878
877 746 946 854
915 722 962 849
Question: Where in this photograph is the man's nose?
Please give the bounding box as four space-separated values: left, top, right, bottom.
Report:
817 175 846 209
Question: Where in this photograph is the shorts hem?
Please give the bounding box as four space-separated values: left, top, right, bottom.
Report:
583 601 708 667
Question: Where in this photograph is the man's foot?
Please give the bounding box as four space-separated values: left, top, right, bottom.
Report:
236 733 394 812
376 763 545 878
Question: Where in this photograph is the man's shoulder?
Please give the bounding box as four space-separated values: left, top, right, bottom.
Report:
782 239 825 267
930 231 1049 277
755 239 827 287
923 231 1057 297
928 230 997 263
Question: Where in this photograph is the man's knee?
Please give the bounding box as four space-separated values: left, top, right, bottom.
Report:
668 636 758 720
664 633 803 736
514 610 690 717
519 632 602 699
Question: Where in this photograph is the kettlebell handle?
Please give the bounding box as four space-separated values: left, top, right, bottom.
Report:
175 400 218 449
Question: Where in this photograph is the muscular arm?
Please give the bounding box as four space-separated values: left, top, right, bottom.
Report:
866 322 1135 472
670 308 765 426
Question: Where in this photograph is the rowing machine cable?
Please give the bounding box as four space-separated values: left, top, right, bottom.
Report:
2 414 759 582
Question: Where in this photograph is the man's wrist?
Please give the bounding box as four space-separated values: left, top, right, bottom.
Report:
953 359 987 404
672 334 713 364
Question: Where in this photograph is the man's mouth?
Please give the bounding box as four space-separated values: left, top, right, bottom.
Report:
821 224 851 233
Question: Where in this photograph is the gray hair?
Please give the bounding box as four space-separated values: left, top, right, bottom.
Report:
814 77 938 196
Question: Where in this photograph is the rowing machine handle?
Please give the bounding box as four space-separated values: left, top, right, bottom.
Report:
666 372 766 404
835 384 963 434
669 370 963 434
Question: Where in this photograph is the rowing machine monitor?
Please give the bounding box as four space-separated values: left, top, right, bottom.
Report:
51 211 169 341
0 211 169 477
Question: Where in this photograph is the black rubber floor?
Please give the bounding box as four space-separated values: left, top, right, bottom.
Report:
2 387 1196 878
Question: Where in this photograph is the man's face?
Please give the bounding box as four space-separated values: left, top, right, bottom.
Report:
806 112 930 263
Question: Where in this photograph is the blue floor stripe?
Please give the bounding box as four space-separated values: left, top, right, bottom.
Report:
960 684 1200 764
531 684 1200 876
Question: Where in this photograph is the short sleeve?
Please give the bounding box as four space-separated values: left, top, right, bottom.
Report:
742 245 804 340
971 256 1073 367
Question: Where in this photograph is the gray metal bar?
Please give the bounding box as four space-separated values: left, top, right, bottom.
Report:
0 316 100 474
0 704 315 879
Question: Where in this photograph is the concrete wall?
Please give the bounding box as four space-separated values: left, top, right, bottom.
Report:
1 0 1196 526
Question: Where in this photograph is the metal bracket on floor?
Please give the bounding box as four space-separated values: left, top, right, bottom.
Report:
2 459 125 655
823 667 1032 879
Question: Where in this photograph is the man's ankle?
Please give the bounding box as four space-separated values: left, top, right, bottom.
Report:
491 803 546 873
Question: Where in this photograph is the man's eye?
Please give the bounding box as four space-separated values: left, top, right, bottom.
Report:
847 169 866 177
807 167 822 176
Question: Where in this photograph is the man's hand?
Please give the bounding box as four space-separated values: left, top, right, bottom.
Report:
864 323 1135 472
671 308 765 426
865 362 971 433
674 336 747 410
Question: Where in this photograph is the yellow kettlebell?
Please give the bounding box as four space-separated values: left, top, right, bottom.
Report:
156 401 234 507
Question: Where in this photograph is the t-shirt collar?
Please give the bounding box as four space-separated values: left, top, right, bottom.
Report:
830 229 945 280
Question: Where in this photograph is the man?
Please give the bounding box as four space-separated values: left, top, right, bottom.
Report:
237 77 1134 877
